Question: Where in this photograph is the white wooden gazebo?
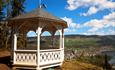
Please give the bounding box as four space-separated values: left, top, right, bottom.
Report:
8 8 67 70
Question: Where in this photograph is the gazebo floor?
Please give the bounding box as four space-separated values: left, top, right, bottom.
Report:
12 62 62 70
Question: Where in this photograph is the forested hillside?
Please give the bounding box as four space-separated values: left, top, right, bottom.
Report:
64 35 115 49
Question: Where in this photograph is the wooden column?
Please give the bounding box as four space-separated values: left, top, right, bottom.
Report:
11 26 14 62
58 29 64 66
37 27 42 70
59 30 62 49
13 33 17 64
62 29 64 49
62 29 64 61
52 34 55 48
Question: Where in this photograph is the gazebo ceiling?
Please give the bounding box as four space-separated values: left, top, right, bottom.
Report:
8 8 67 33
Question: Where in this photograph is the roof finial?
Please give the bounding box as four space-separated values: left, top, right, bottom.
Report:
39 0 47 8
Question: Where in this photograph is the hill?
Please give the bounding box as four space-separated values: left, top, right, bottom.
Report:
64 35 115 49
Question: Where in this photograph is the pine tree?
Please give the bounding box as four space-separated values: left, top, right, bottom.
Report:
11 0 25 17
0 0 4 20
0 0 26 48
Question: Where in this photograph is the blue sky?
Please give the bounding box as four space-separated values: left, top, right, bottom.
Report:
25 0 115 35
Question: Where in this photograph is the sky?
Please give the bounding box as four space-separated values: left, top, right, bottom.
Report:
25 0 115 35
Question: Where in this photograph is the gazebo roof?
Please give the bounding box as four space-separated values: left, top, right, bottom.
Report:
11 8 64 22
8 8 67 33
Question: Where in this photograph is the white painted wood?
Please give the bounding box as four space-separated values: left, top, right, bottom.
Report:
14 34 17 51
37 27 42 70
40 49 62 65
13 27 65 70
40 49 61 52
15 50 37 52
62 29 64 62
13 49 63 68
13 34 17 64
14 52 37 65
59 29 64 65
60 30 64 63
40 63 61 69
58 30 62 49
62 29 64 49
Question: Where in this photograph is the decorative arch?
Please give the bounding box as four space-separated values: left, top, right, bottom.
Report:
40 31 52 49
27 30 37 37
40 28 60 49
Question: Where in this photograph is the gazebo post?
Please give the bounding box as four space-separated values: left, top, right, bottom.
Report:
59 29 63 65
52 33 55 48
62 29 64 49
37 27 42 70
13 33 17 64
62 29 64 61
59 30 62 49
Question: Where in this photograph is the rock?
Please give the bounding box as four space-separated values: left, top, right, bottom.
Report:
64 49 77 60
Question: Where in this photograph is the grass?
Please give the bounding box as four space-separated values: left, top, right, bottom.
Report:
64 37 100 48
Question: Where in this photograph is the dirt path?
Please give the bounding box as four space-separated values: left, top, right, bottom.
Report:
62 60 103 70
0 50 11 70
0 64 11 70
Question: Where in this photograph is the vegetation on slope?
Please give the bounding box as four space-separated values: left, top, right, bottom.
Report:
64 35 115 49
61 60 103 70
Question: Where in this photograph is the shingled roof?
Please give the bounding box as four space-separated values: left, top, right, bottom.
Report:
11 8 64 22
8 8 67 33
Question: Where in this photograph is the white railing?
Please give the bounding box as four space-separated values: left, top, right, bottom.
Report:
14 49 64 67
40 49 63 65
14 50 37 66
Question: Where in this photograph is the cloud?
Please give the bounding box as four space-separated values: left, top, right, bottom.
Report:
84 12 115 27
84 19 104 29
61 12 115 35
82 6 98 16
109 29 115 34
104 11 115 21
66 0 115 16
83 29 115 35
61 17 81 33
83 12 115 35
